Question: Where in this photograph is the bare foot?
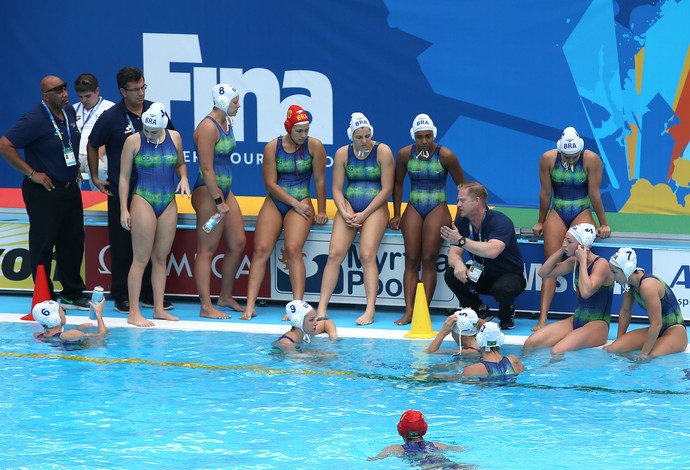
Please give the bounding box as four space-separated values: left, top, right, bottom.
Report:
217 297 244 312
240 309 256 321
128 312 155 328
200 305 232 319
355 312 375 325
532 322 546 332
153 311 180 321
394 313 412 326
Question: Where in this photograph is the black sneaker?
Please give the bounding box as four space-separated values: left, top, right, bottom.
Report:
61 296 90 311
477 306 493 320
499 317 515 330
141 298 174 310
114 299 130 314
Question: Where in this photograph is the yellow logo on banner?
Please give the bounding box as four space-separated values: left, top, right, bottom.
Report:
0 222 83 291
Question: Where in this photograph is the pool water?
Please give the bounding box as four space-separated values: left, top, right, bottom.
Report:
1 322 689 469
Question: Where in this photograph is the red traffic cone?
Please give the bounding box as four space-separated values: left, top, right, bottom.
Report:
21 264 51 321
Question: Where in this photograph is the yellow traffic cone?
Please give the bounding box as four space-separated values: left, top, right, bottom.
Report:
404 282 437 339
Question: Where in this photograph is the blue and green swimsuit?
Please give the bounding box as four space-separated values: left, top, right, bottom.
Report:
193 116 236 197
551 153 590 226
270 136 313 217
133 130 178 218
407 144 448 219
345 143 382 213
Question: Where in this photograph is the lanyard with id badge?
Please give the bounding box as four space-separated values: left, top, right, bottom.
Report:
466 210 487 282
42 101 77 167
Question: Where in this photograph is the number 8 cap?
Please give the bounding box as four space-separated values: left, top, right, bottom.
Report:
212 83 239 114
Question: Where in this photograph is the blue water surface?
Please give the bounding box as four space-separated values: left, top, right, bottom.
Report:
1 323 689 469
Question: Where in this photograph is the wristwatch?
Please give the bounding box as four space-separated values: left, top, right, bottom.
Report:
457 236 466 247
214 196 223 205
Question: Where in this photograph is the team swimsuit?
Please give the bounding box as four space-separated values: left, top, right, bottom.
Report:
344 143 382 213
632 272 684 335
573 256 613 329
270 136 313 217
193 116 236 197
551 152 590 226
407 144 448 219
479 356 519 383
401 441 458 468
133 130 178 218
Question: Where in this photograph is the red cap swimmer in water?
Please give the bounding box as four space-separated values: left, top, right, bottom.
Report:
397 410 428 439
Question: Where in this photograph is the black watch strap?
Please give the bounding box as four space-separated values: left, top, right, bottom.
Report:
457 236 466 247
214 196 223 205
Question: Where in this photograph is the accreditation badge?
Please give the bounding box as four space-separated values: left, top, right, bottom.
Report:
466 260 484 283
63 147 77 166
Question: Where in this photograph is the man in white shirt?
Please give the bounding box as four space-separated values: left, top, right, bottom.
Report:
72 73 114 187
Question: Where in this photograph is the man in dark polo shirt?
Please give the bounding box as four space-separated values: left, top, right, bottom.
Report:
440 182 527 330
87 66 175 313
0 75 90 309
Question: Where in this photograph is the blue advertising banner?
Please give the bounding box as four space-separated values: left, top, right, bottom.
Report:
2 1 689 214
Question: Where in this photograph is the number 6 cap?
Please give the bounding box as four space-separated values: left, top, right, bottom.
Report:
32 300 61 328
212 83 239 114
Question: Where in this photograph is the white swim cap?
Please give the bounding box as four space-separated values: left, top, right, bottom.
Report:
212 83 239 114
557 126 584 155
476 322 505 351
568 223 596 248
410 113 437 140
347 112 374 141
610 247 638 281
453 308 479 336
142 102 168 129
285 300 314 343
32 300 61 328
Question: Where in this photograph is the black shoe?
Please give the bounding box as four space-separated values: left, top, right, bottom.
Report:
477 306 493 320
499 317 515 330
141 298 174 310
114 299 130 314
61 296 90 311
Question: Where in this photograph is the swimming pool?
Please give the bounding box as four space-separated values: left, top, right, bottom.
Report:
2 322 689 469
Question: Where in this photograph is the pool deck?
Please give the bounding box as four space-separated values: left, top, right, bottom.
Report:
3 293 685 350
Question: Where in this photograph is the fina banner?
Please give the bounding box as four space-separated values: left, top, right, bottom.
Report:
2 1 690 215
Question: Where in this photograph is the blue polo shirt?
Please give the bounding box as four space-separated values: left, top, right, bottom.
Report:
453 209 524 277
4 103 81 183
88 99 174 199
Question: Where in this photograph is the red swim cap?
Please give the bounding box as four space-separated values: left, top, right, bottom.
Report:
284 104 311 133
397 410 428 438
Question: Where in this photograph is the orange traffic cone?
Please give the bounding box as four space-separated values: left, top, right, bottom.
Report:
404 282 437 339
21 264 51 321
